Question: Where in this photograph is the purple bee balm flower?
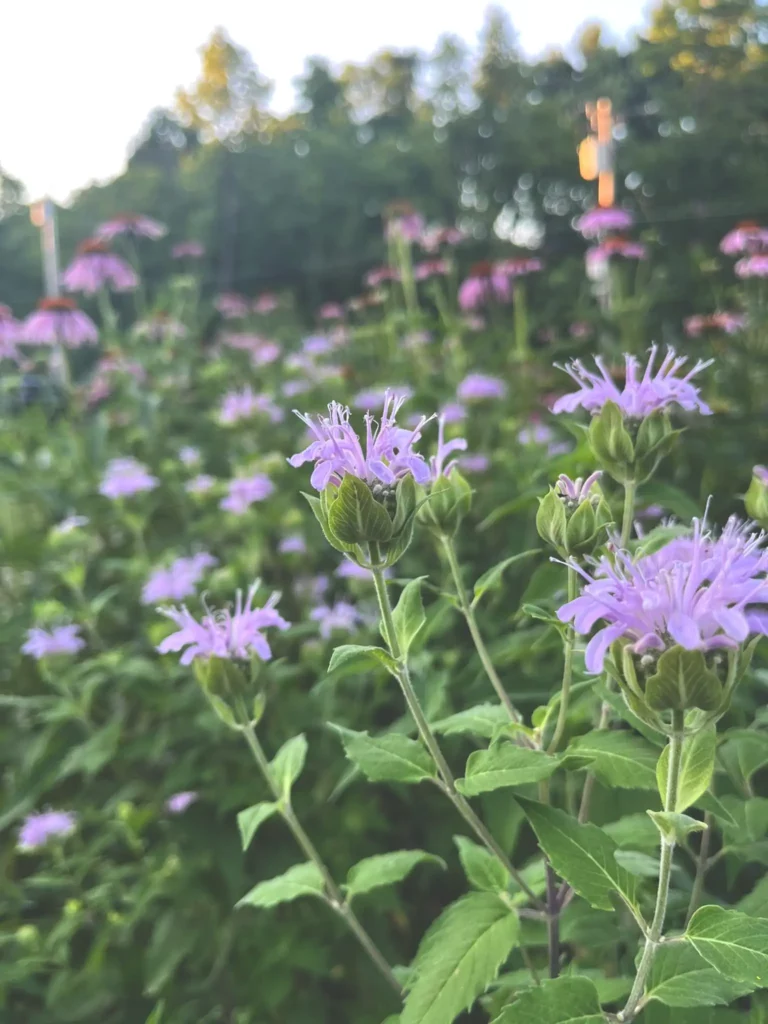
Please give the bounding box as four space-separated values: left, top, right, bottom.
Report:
460 454 490 473
552 345 712 418
352 386 413 409
99 457 158 499
441 402 467 424
559 516 768 673
518 421 555 446
62 240 138 295
295 574 330 600
220 473 274 514
165 791 198 814
429 415 467 481
141 553 218 605
555 471 602 502
96 213 167 240
336 560 373 581
179 446 201 467
185 474 216 495
254 293 279 314
22 625 85 659
172 240 205 259
0 304 21 357
278 534 306 554
22 298 98 348
215 292 250 319
457 373 507 402
19 810 76 850
458 264 512 310
637 504 667 521
302 334 333 356
282 380 311 398
157 583 289 664
735 254 768 279
576 206 634 238
310 600 364 639
289 391 432 491
251 340 281 367
318 302 344 320
754 466 768 486
720 222 768 256
219 387 283 426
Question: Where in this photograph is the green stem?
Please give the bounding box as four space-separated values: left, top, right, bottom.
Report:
619 711 685 1022
370 566 543 907
578 684 614 824
620 479 637 550
685 810 713 926
235 701 403 997
441 536 521 723
513 280 530 361
546 566 578 754
397 237 419 322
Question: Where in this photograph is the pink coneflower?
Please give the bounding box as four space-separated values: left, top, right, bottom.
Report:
421 224 465 251
414 259 451 280
720 222 768 256
215 293 250 319
576 206 634 238
318 302 344 320
99 457 158 499
458 262 512 311
587 237 647 268
220 473 274 514
62 239 138 295
385 201 425 243
364 266 399 289
253 293 278 315
495 257 543 278
172 241 205 259
96 213 167 241
684 312 746 337
0 304 21 358
735 254 768 279
22 298 98 348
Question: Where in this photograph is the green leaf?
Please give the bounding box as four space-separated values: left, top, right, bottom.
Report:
490 976 604 1024
614 850 667 878
454 836 510 893
269 734 307 801
720 729 768 785
432 704 512 740
328 644 398 676
237 802 279 851
303 492 357 553
737 876 768 918
657 726 716 812
334 726 437 784
645 944 757 1008
392 577 427 655
328 474 393 544
603 813 661 851
345 850 444 899
697 792 738 829
568 730 659 790
402 893 519 1024
516 798 637 913
648 810 707 844
685 905 768 984
472 550 540 608
144 912 197 996
236 862 325 909
645 648 722 712
57 718 122 779
457 745 561 796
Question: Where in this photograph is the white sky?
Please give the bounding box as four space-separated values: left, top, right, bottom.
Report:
1 0 651 202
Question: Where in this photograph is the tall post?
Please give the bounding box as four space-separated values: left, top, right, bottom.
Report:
30 198 61 297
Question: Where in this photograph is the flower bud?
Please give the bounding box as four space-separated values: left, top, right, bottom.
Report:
194 656 249 728
588 401 679 484
419 470 472 537
536 472 611 558
745 466 768 527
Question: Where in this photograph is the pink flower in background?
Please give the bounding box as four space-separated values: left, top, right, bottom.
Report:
720 222 768 256
157 583 290 663
215 293 250 319
253 293 279 314
517 420 570 457
587 237 647 268
421 224 465 251
685 312 746 337
134 314 187 341
278 534 306 554
310 601 364 639
166 791 198 814
99 457 158 499
302 334 333 356
185 474 216 495
62 240 138 295
576 206 634 238
282 380 311 398
96 213 167 240
364 266 398 289
318 302 344 320
22 625 85 659
19 810 76 849
495 257 543 278
569 322 593 339
440 402 466 424
218 387 284 425
352 385 413 409
220 473 274 514
179 446 201 467
172 241 205 259
295 574 330 599
0 304 21 357
336 561 373 581
385 202 425 243
141 553 218 605
458 263 512 310
457 373 507 401
414 259 451 280
735 254 768 278
460 454 490 473
22 298 98 348
251 340 282 366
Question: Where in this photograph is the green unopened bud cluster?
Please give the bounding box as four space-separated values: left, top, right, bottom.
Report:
305 473 419 567
418 469 472 537
536 475 611 558
589 400 680 484
745 467 768 527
